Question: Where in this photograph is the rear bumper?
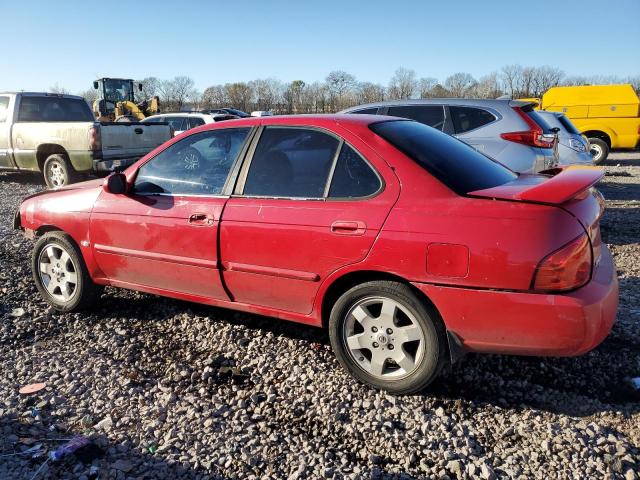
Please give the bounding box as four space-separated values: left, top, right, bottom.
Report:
93 157 139 173
412 245 618 357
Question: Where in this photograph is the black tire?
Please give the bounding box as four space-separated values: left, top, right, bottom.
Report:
32 232 103 312
43 153 78 189
328 281 446 394
588 138 609 164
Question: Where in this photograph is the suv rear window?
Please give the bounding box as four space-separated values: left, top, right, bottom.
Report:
449 106 495 134
17 96 94 122
370 120 516 194
351 108 378 115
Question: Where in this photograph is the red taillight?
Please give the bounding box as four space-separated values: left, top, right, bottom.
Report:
532 233 592 292
88 124 102 151
501 107 555 149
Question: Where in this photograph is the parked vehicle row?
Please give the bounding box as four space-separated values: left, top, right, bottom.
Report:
14 114 618 393
341 98 591 173
0 92 171 188
142 112 239 136
522 84 640 163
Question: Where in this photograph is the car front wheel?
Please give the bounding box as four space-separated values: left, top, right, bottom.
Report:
32 232 103 312
329 281 446 394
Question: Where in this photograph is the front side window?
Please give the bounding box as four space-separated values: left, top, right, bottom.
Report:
450 106 496 134
243 127 340 198
0 96 9 122
134 128 250 195
387 105 445 131
189 116 206 129
17 96 94 122
329 145 381 198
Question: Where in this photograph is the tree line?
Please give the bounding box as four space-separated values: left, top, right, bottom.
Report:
70 65 640 114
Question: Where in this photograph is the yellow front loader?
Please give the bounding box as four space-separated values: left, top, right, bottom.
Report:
92 78 160 122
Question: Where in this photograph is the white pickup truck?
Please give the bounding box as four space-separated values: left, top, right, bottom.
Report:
0 92 172 188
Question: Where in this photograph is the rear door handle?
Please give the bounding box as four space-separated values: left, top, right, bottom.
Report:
188 213 214 226
330 221 366 235
134 128 143 134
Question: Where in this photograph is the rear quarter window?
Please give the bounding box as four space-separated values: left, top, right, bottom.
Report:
450 106 496 134
370 120 517 194
387 105 445 131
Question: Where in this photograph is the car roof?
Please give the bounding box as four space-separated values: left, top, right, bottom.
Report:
0 91 86 100
340 98 533 112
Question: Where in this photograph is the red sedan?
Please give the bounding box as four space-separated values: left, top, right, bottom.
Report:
14 115 618 394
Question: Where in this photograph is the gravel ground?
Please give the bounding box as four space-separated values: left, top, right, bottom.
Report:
0 153 639 480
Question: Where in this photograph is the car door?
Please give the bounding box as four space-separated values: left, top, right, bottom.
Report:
219 125 398 315
0 95 13 168
89 127 253 299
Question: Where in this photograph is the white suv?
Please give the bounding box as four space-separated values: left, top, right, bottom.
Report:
142 112 235 136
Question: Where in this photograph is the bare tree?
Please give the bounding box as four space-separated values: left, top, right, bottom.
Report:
224 82 253 112
356 82 385 104
301 82 329 113
417 77 438 98
388 67 417 100
283 80 306 113
249 78 283 111
531 66 564 96
201 85 227 108
326 70 356 111
500 64 523 98
471 72 502 99
444 73 477 98
158 76 198 111
136 77 160 103
78 88 98 106
49 83 69 94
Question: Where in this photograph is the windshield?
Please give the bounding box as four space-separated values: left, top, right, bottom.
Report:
102 79 134 103
370 120 517 194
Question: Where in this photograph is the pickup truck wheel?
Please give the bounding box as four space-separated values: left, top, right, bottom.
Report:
43 154 78 189
329 281 446 394
32 232 103 312
588 138 609 164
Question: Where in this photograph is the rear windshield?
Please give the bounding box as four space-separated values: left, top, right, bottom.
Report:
525 109 553 134
370 120 517 194
557 115 581 135
18 96 94 122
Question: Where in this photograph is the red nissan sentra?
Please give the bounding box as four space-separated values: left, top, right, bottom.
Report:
14 115 618 394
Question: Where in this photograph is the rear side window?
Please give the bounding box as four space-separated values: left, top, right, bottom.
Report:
557 114 581 135
329 145 381 198
17 96 94 122
387 105 445 131
189 117 206 129
243 127 339 198
351 108 378 115
370 120 516 194
0 96 9 122
450 106 495 134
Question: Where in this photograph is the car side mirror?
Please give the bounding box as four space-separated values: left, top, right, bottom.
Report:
103 172 127 194
93 81 99 90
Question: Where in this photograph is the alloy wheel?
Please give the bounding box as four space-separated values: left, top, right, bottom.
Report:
38 243 78 302
342 296 426 379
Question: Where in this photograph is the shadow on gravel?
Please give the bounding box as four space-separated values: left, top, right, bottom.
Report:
600 181 640 202
0 171 44 187
0 413 210 479
601 207 640 245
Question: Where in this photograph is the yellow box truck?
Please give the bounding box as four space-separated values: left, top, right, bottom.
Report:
524 84 640 163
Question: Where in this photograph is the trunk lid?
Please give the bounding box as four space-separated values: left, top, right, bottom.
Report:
469 165 605 267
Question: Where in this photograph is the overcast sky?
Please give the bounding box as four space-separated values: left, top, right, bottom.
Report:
4 0 639 94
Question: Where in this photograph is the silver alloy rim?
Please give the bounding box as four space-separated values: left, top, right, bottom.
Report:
342 296 425 379
591 144 602 161
48 161 66 187
38 243 78 302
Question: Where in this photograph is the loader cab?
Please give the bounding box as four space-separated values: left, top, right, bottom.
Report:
93 78 141 119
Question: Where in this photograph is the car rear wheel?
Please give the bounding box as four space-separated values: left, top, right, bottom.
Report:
329 281 446 394
588 138 609 164
43 154 78 189
32 232 103 312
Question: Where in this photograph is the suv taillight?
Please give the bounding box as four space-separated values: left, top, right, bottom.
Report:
501 107 555 149
532 233 592 292
88 124 102 151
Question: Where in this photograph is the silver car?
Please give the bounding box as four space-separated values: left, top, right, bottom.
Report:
340 99 559 173
536 110 593 166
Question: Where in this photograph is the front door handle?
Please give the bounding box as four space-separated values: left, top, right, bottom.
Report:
188 213 214 226
330 220 366 235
